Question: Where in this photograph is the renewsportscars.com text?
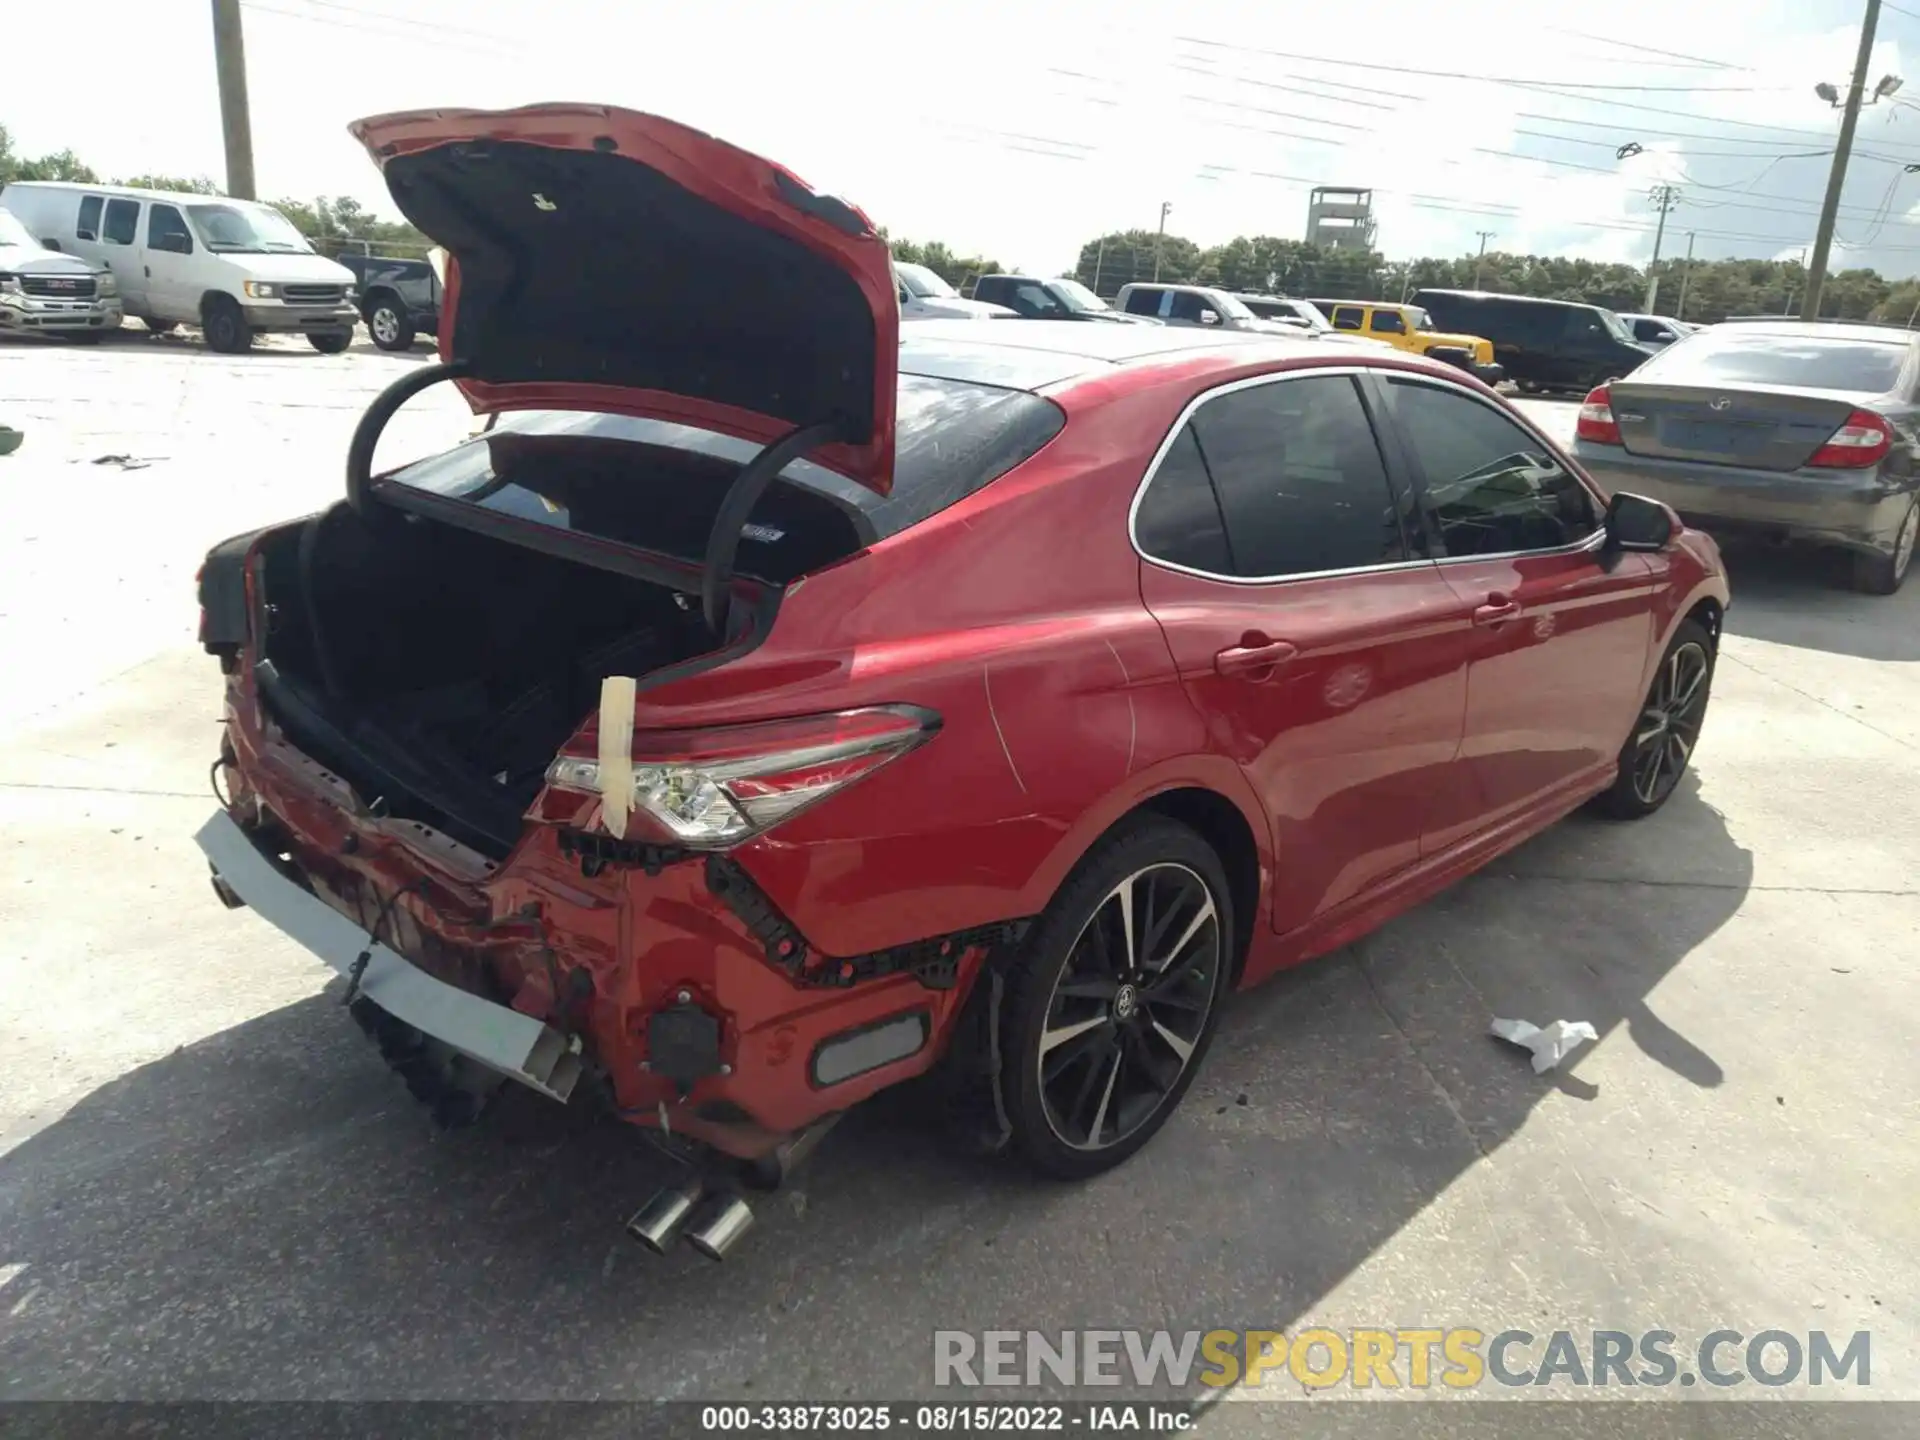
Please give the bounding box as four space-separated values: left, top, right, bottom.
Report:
933 1328 1872 1390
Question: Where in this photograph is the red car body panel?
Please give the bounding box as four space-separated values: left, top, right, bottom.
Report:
205 206 1728 1164
346 104 902 494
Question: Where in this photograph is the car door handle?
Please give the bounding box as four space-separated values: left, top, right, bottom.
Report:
1214 638 1299 677
1472 593 1523 627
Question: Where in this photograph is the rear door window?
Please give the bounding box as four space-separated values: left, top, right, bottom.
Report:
101 197 140 246
1188 375 1407 578
76 195 104 241
1123 288 1164 316
1331 306 1365 331
1386 378 1597 555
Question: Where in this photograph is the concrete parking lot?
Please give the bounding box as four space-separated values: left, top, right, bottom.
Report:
1 329 1915 1424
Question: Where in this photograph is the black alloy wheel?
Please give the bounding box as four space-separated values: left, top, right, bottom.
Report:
1592 617 1715 819
1005 817 1233 1178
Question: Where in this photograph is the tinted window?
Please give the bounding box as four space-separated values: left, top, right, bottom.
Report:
1134 424 1233 573
76 195 103 240
1637 329 1909 394
1124 289 1163 316
1389 379 1596 555
1189 376 1405 578
1169 292 1220 324
1331 306 1365 331
1013 282 1064 316
102 198 139 246
1370 310 1406 334
148 203 193 252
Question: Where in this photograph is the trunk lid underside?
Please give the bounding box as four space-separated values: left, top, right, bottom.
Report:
348 104 902 494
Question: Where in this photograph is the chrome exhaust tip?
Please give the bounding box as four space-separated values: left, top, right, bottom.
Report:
683 1191 755 1261
626 1177 705 1254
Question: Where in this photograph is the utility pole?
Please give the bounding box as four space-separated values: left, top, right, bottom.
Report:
210 0 256 199
1675 231 1698 321
1473 231 1494 288
1804 0 1882 320
1152 201 1172 282
1644 185 1681 312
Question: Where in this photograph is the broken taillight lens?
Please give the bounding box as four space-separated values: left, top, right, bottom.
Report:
545 705 939 849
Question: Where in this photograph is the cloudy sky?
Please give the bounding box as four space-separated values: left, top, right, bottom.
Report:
13 0 1920 275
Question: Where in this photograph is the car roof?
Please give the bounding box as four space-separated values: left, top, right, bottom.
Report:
1414 288 1599 310
0 179 248 206
899 320 1324 390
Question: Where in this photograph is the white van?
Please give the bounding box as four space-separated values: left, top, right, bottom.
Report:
0 181 360 354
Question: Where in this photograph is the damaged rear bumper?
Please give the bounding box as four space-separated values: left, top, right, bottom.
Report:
194 809 582 1102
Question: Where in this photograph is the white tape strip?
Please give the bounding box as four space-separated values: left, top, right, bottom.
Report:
598 674 637 839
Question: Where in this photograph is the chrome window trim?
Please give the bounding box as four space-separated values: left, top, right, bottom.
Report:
1126 365 1607 586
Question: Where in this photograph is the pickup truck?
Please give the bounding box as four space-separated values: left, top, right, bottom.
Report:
969 274 1158 324
336 248 441 351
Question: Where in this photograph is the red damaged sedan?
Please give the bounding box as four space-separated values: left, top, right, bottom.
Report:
195 104 1729 1258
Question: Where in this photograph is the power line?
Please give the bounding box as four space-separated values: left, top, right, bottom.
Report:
1546 29 1755 73
239 1 518 58
1176 35 1791 93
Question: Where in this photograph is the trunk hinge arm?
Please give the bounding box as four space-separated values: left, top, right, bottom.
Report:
345 361 471 514
701 421 842 637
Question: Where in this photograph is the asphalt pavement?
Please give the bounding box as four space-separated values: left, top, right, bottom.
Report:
0 329 1915 1425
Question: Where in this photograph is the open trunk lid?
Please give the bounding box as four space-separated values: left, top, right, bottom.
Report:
1607 381 1872 472
347 104 901 494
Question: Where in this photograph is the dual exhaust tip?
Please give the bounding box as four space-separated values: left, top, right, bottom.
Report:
627 1178 754 1261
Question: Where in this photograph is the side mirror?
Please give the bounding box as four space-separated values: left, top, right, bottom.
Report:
1605 492 1676 552
1199 310 1220 325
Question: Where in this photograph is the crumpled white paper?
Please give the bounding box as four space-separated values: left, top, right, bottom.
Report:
1490 1017 1599 1074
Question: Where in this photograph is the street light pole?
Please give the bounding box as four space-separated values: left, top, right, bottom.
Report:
1473 230 1494 288
1153 201 1172 282
1804 0 1884 320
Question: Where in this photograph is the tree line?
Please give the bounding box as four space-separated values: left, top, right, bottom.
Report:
9 121 1918 322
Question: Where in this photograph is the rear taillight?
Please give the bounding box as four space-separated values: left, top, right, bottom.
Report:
1576 384 1622 446
546 705 939 849
1808 409 1894 469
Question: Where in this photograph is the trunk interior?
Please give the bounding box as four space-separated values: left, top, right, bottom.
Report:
252 503 724 858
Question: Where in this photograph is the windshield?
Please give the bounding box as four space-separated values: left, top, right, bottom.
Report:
186 202 314 254
895 262 957 300
1594 308 1635 344
1638 330 1909 394
1050 277 1107 311
0 209 39 249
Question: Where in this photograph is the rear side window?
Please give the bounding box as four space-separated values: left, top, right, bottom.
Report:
1388 379 1596 555
1134 425 1233 574
1124 289 1163 316
76 195 103 240
1189 375 1406 578
102 198 139 246
1637 330 1909 394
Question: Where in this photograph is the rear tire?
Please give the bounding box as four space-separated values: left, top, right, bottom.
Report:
366 296 415 351
1003 816 1235 1180
1849 498 1917 595
201 296 252 353
1590 618 1715 820
308 329 353 355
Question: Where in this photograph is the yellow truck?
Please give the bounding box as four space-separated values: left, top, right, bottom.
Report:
1307 299 1504 385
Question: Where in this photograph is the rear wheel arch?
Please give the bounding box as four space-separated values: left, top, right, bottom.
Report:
1135 788 1260 983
